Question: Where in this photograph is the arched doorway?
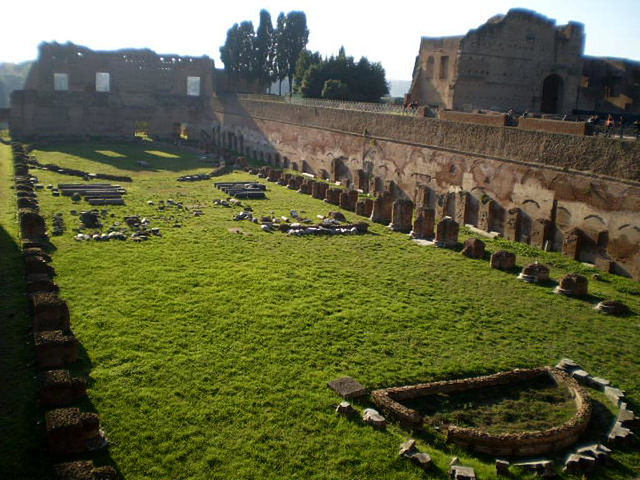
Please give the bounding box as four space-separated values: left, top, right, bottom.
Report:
541 74 563 113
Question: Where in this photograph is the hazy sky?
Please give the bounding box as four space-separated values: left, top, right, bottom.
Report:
2 0 639 80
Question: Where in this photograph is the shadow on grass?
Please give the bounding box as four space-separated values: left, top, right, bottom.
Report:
36 141 210 173
67 338 122 477
0 225 50 479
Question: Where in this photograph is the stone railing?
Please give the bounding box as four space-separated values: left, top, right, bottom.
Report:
284 96 417 116
371 367 591 457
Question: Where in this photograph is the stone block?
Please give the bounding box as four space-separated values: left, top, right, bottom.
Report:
45 408 101 455
54 460 117 480
455 191 471 226
339 190 359 211
518 262 550 283
26 274 59 295
461 238 485 259
410 208 435 239
564 453 595 475
576 444 612 465
325 188 342 206
410 452 432 471
495 459 510 476
362 408 386 429
450 465 476 480
555 358 581 373
556 273 588 296
562 228 583 260
570 369 591 384
389 199 414 233
30 293 71 332
504 208 522 242
34 330 78 368
604 386 625 407
399 439 418 457
595 300 630 315
490 250 516 270
355 198 373 218
19 209 46 238
298 178 314 195
608 422 633 446
335 401 357 417
435 217 459 247
327 377 367 399
617 403 638 429
594 255 615 274
266 168 282 182
23 247 52 263
370 191 393 225
312 181 329 200
530 219 551 249
39 370 87 406
478 199 495 232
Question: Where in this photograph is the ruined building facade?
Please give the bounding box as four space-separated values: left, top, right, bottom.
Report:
10 42 216 140
409 8 640 115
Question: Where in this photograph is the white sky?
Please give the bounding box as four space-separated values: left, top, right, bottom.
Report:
1 0 639 80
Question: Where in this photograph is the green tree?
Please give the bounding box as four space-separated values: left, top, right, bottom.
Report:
321 79 349 100
274 12 288 95
255 9 274 91
300 48 389 102
293 50 322 93
219 21 256 82
283 11 309 94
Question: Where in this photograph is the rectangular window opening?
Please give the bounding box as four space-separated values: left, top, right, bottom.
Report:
54 73 69 91
96 72 110 92
440 56 449 79
187 76 200 96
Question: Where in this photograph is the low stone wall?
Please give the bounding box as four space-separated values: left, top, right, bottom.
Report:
439 111 508 127
518 117 588 136
10 142 115 478
371 367 591 457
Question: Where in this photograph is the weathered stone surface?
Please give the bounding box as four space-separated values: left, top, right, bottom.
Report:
495 459 510 476
555 358 581 373
519 262 550 283
362 408 386 429
325 188 342 206
604 386 625 407
586 376 610 391
26 274 59 295
30 292 71 332
39 370 87 406
435 217 459 247
312 181 329 200
461 238 485 258
595 300 630 315
19 209 46 238
410 452 432 471
490 250 516 270
34 330 79 368
335 401 357 417
24 256 55 277
329 211 347 222
389 199 414 233
339 190 359 211
570 369 591 384
411 208 435 239
564 453 595 475
355 198 373 218
54 460 117 480
399 439 418 457
594 255 615 274
555 273 588 296
45 408 101 455
608 421 633 446
562 228 583 260
504 208 522 242
327 377 367 399
79 211 100 228
576 444 612 465
450 465 476 480
370 191 393 225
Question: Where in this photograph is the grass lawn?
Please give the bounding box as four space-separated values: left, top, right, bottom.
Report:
9 140 640 479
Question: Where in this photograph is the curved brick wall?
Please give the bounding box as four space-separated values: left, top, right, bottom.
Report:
371 367 591 457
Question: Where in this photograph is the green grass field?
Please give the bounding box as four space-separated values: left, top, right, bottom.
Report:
3 141 640 479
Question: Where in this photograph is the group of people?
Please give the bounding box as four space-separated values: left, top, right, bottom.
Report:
587 114 640 139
